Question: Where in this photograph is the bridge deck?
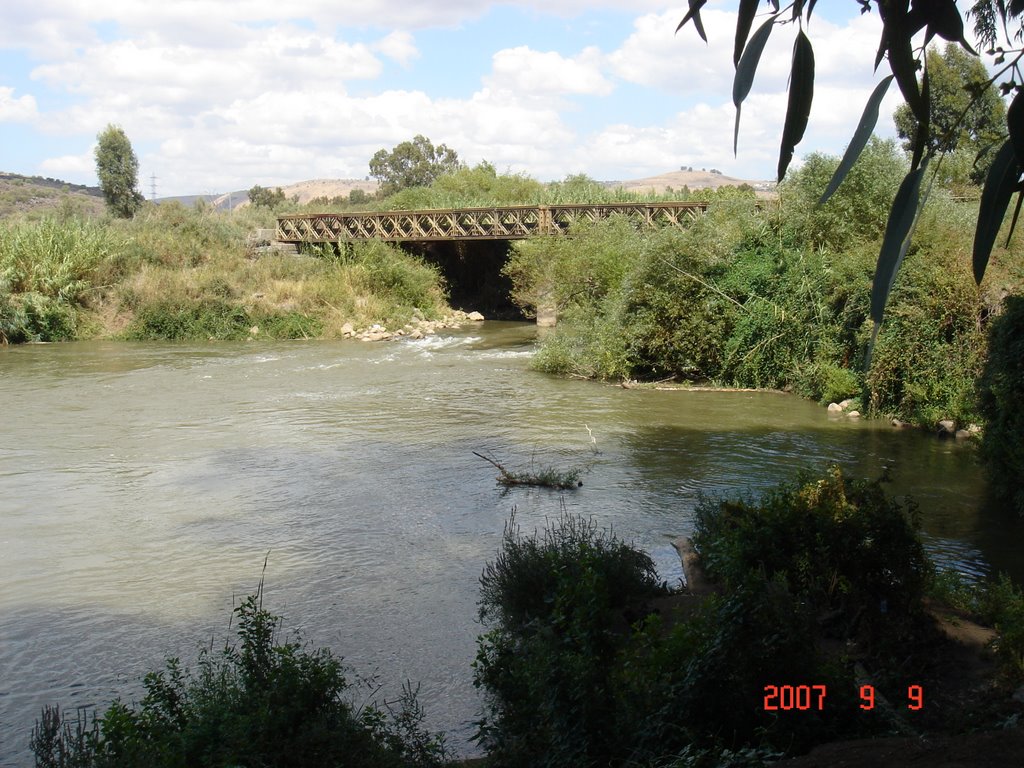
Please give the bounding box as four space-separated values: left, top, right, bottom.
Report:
276 201 708 243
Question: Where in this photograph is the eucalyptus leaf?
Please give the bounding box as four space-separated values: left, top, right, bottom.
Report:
734 0 760 67
778 30 815 182
973 140 1022 283
871 163 927 326
1008 88 1024 165
820 75 894 205
733 15 777 155
676 0 709 40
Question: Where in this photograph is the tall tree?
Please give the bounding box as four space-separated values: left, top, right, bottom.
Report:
94 124 144 218
368 135 461 197
893 43 1007 185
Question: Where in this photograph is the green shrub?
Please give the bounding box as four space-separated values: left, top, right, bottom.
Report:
977 295 1024 514
0 217 117 302
779 137 905 252
31 591 449 768
353 241 447 315
616 228 736 380
974 574 1024 680
692 466 931 640
123 299 254 341
866 248 985 426
616 582 862 760
474 514 664 767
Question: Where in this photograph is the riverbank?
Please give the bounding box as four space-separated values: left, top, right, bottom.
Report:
0 204 455 345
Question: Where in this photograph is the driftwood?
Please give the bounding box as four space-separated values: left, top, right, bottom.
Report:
472 451 582 490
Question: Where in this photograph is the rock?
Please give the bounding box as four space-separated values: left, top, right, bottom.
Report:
839 399 854 410
968 423 982 435
891 418 908 428
847 410 861 419
467 311 485 322
938 420 956 437
955 429 972 440
410 329 424 340
827 403 843 413
341 322 354 337
412 308 425 321
252 292 265 300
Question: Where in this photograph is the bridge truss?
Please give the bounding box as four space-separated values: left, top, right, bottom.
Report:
275 202 709 244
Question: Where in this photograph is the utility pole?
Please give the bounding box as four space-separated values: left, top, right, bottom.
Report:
150 173 158 202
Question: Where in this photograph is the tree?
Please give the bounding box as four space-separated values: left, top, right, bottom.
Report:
94 124 143 218
248 184 287 209
893 43 1007 185
677 1 1024 330
368 135 462 197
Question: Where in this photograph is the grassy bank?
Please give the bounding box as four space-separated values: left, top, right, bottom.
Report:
0 202 450 345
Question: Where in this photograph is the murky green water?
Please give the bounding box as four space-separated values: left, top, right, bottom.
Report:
1 323 1020 762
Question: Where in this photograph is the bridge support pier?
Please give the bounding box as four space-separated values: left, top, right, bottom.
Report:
536 286 557 327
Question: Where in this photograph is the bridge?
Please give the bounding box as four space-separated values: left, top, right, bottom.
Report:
275 201 708 244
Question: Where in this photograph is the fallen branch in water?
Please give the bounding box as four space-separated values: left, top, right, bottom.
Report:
473 451 583 490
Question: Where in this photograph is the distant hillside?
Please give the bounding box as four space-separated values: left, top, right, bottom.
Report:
0 172 106 219
608 169 776 196
222 178 380 209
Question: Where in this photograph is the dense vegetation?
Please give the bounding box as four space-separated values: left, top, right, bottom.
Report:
472 468 1024 768
507 139 1021 437
0 202 449 345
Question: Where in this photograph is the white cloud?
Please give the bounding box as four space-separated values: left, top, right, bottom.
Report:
373 31 419 66
9 2 921 194
0 87 38 122
39 151 95 178
488 46 612 98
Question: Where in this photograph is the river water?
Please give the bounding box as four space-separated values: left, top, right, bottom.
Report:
1 323 1021 763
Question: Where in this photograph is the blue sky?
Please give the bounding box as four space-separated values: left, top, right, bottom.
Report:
0 1 922 196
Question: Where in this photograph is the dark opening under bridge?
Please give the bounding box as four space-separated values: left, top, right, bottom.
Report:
275 201 708 244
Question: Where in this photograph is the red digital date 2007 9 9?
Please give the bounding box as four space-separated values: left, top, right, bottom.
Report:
763 684 923 711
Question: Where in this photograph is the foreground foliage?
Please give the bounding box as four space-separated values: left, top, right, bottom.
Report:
31 590 448 768
473 468 1022 768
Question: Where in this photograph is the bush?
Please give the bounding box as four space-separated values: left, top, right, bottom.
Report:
615 582 862 760
779 137 905 252
123 299 254 341
31 591 449 768
474 513 664 767
352 241 447 316
977 296 1024 514
692 466 931 642
866 247 985 426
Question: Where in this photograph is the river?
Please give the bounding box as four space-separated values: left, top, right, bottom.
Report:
1 323 1020 763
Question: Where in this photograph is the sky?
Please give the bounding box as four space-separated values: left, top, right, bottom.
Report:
0 1 934 197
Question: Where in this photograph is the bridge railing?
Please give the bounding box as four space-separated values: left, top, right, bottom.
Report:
275 202 709 244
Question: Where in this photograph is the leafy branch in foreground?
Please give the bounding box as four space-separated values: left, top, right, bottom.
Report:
679 1 1024 337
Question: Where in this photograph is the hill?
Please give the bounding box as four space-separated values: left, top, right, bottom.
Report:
608 168 775 196
0 172 105 219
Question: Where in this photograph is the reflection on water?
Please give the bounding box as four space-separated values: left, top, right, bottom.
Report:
1 325 1020 764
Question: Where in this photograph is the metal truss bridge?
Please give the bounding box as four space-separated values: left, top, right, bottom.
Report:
275 202 708 244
